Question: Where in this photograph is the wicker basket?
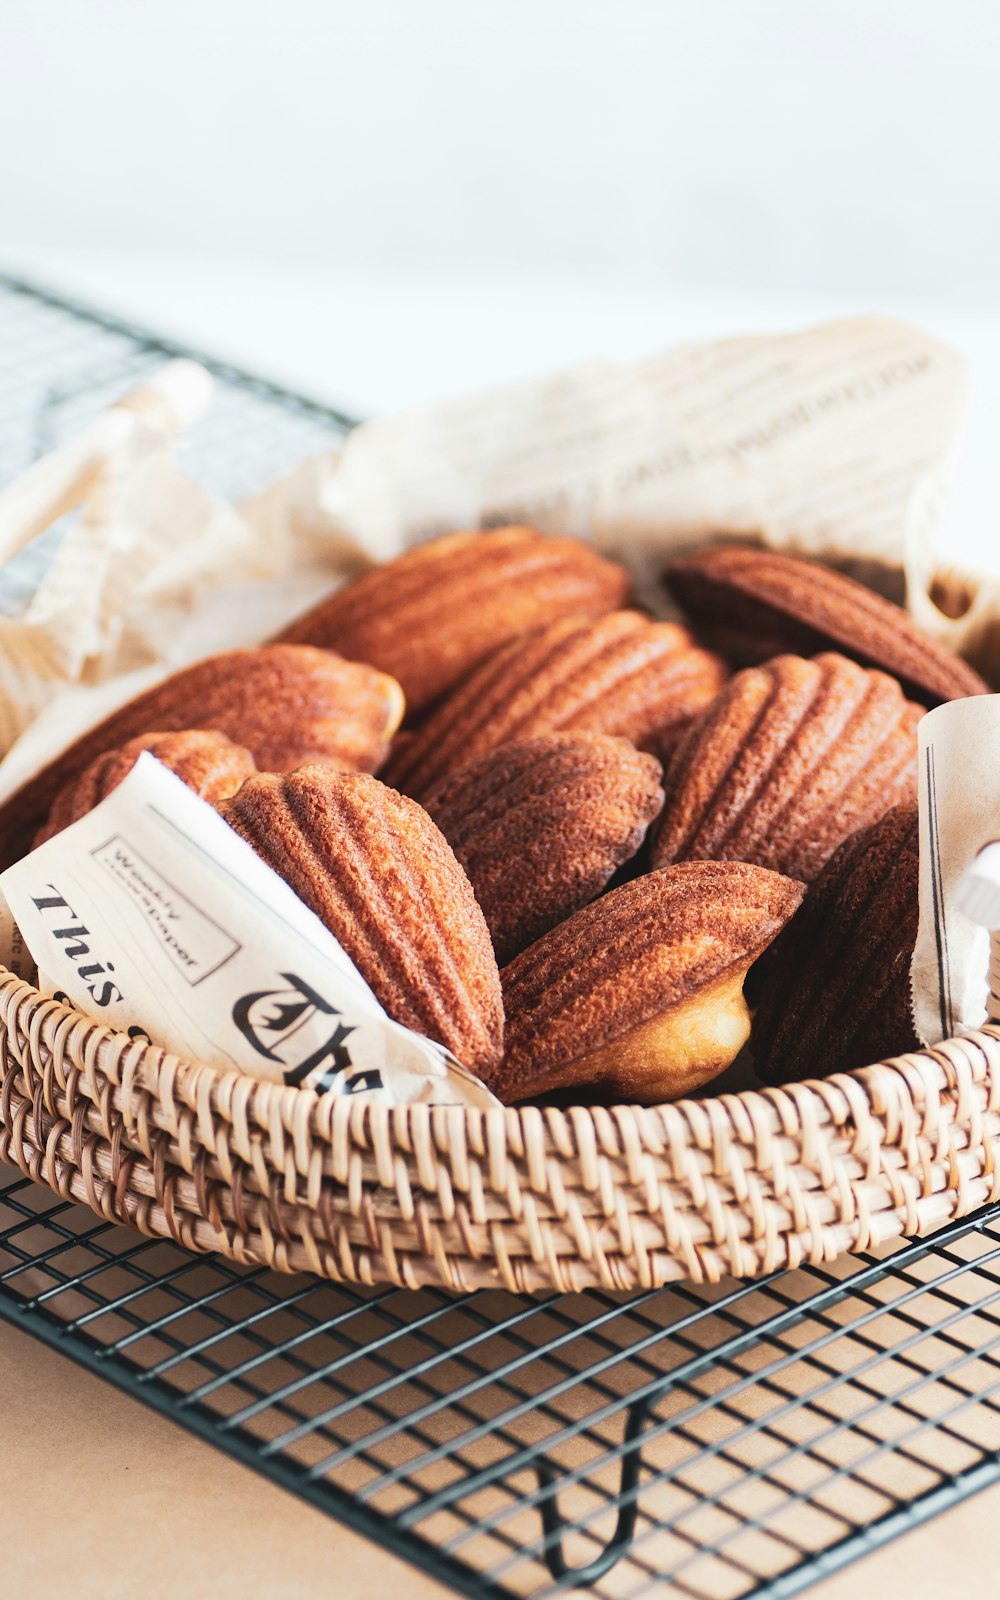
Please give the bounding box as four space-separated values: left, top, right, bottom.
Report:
2 956 1000 1292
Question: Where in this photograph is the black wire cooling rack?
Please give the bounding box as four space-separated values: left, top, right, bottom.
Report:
3 271 1000 1600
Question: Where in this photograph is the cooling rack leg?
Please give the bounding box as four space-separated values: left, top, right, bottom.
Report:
534 1396 651 1586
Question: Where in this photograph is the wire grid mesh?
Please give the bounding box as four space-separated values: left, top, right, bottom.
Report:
0 271 354 498
3 1162 1000 1600
2 270 1000 1598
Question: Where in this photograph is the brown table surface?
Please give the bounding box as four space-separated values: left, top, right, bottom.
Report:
3 1316 997 1600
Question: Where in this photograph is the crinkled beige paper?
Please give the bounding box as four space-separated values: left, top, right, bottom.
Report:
322 314 971 597
0 372 356 803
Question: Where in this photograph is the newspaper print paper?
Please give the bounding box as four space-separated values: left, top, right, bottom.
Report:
322 315 970 597
0 756 497 1107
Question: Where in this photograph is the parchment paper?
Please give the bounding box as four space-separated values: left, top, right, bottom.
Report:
321 314 970 597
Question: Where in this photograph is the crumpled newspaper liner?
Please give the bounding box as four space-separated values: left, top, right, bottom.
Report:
321 312 976 620
0 755 496 1107
1 312 998 1105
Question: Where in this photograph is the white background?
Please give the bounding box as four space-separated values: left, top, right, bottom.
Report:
4 0 1000 298
2 0 999 549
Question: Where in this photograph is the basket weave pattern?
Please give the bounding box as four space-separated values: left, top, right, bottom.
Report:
2 968 1000 1291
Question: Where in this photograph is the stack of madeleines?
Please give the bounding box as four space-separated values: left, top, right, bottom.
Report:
0 528 988 1104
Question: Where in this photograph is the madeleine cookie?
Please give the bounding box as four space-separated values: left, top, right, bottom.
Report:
752 804 920 1082
384 611 725 800
220 766 503 1073
651 652 922 883
0 645 404 870
665 544 989 705
34 729 257 846
278 526 631 716
493 860 804 1104
423 733 664 963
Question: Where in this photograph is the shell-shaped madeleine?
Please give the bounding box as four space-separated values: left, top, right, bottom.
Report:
665 544 989 706
494 861 804 1104
278 526 631 716
0 645 405 871
752 804 920 1082
219 766 503 1073
651 652 923 884
422 734 665 964
383 611 726 801
35 729 257 846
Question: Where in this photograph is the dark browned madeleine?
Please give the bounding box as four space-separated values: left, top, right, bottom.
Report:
422 734 665 964
383 611 726 801
0 645 405 871
665 544 989 706
752 804 920 1082
220 766 503 1073
493 861 804 1105
35 729 257 846
277 526 631 716
651 652 922 884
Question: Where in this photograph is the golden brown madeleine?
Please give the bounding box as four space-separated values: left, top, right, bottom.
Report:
651 652 923 884
494 861 804 1105
0 645 404 871
752 804 920 1082
219 766 503 1073
665 544 989 705
35 729 257 846
277 526 631 716
422 734 665 964
383 611 726 801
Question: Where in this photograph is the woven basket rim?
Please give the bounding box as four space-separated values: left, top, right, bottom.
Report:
4 964 995 1140
6 963 1000 1289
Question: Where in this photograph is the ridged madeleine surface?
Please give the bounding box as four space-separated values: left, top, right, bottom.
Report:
219 766 503 1072
384 611 725 800
0 645 405 871
494 861 804 1104
752 804 920 1081
35 729 257 846
423 734 664 964
651 652 922 883
278 526 631 716
665 544 989 705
